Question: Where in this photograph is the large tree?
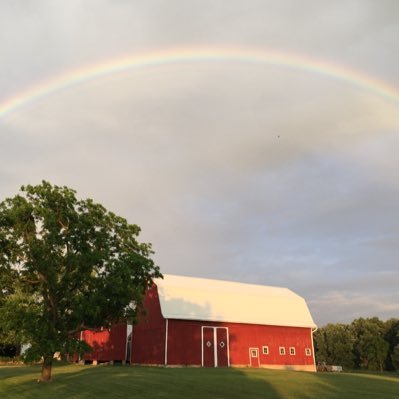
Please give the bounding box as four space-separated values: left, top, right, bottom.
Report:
351 317 389 372
0 182 161 381
383 318 399 370
314 323 355 369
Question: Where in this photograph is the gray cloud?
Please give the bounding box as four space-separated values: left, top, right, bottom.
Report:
1 1 398 325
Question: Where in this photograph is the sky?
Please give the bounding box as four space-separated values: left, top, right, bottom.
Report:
0 0 398 326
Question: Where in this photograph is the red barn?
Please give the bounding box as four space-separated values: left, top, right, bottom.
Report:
131 275 317 371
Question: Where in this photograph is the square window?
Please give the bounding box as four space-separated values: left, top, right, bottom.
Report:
251 349 258 358
305 348 312 356
262 346 269 355
289 347 295 355
279 347 285 355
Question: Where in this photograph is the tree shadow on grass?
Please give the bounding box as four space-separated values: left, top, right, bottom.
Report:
0 364 43 381
0 363 93 398
0 364 282 399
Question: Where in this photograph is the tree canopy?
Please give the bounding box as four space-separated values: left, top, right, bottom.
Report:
314 317 398 372
0 181 161 380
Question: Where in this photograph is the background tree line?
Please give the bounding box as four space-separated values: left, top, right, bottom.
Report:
314 317 399 372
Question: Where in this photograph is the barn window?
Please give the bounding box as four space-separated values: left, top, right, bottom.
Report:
289 347 295 355
262 346 269 355
279 347 285 355
305 348 312 356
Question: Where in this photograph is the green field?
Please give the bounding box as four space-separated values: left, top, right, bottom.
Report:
0 364 398 399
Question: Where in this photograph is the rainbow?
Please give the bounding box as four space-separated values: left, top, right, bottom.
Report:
1 46 399 118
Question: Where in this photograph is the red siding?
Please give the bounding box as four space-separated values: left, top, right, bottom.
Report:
216 328 229 367
130 285 315 368
81 323 127 362
228 322 313 367
166 319 314 367
202 327 215 367
167 320 202 365
131 285 166 364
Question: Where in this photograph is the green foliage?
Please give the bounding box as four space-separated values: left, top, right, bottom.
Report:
314 323 354 369
352 317 389 372
315 317 398 372
384 319 399 370
392 344 399 370
0 181 161 377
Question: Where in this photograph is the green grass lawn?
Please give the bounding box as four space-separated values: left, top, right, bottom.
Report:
0 364 398 399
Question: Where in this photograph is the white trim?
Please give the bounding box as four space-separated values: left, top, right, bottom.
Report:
262 346 269 355
249 347 260 367
226 327 230 367
130 325 133 361
213 328 218 367
201 326 204 367
289 347 296 355
125 323 133 361
215 327 229 367
164 319 169 365
311 327 317 368
279 346 286 355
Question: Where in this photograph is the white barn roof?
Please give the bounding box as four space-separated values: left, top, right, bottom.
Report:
155 275 316 329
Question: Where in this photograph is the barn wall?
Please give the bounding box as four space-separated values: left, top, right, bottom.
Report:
80 323 127 362
167 319 202 365
131 284 166 364
167 319 315 369
77 285 165 364
228 322 314 367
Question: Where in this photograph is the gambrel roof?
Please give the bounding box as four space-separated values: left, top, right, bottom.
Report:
155 274 316 329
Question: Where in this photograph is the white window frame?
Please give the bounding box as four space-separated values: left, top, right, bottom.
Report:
262 346 269 355
279 346 286 355
289 347 296 356
305 348 312 357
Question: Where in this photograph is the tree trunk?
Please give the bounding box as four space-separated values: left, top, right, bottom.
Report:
40 355 53 382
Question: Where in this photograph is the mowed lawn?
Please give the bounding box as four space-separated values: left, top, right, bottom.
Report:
0 364 398 399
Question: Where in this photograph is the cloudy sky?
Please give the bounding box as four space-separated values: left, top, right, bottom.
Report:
1 1 398 326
